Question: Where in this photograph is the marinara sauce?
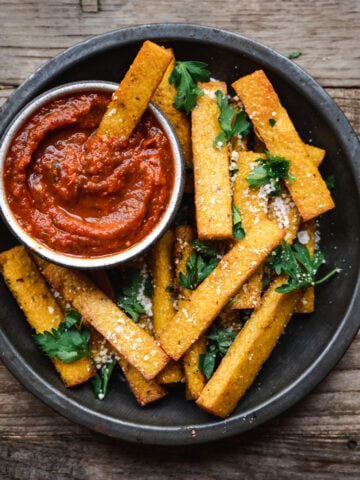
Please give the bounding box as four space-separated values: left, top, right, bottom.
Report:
4 91 174 256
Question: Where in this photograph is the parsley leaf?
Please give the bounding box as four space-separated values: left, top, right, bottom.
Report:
269 118 276 127
179 240 220 290
325 174 335 191
169 60 210 114
91 356 117 400
232 204 245 239
268 240 339 293
33 310 91 363
199 326 237 379
213 90 252 148
284 51 302 60
179 252 219 290
116 268 152 322
191 239 219 258
246 150 295 196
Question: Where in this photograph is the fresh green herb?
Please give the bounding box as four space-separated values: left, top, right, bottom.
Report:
246 150 295 196
179 252 219 290
268 240 339 293
191 239 219 258
179 240 220 290
169 60 211 114
232 204 245 239
33 310 91 363
92 356 117 400
284 51 302 60
325 174 335 191
199 326 237 379
269 118 276 127
165 285 174 293
116 268 152 322
213 90 252 148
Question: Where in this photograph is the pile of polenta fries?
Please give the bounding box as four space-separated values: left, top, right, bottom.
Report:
0 41 336 418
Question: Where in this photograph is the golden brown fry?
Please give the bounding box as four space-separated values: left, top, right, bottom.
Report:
152 230 183 384
232 70 334 221
267 144 324 244
39 262 169 380
174 225 195 304
231 150 268 309
196 275 302 418
97 40 173 139
305 144 326 168
152 230 176 336
118 356 167 405
295 220 317 313
191 81 233 240
90 328 167 405
174 225 207 399
183 336 207 400
152 56 192 168
0 246 96 387
159 218 285 361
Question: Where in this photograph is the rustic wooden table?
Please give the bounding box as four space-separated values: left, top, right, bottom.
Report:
0 1 359 478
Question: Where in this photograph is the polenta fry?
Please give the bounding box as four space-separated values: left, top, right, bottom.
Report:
295 220 317 313
89 271 167 404
151 229 183 384
231 150 268 309
232 70 334 221
196 275 302 418
97 40 173 139
191 81 233 239
38 262 169 380
0 246 96 387
174 225 207 399
152 56 192 168
159 218 285 361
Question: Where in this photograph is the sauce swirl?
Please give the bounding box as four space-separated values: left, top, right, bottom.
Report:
4 91 174 256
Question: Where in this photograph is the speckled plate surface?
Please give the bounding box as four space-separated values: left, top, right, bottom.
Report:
0 24 359 445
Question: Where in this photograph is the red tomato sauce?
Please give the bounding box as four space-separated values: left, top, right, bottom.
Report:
4 92 175 256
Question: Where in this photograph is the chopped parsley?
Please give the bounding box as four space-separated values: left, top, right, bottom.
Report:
191 238 219 258
325 174 335 191
269 118 276 127
199 326 237 379
268 240 339 293
213 90 252 148
33 310 91 363
169 60 211 114
179 240 220 290
232 204 246 239
116 267 152 322
91 356 117 400
284 51 302 60
246 150 295 196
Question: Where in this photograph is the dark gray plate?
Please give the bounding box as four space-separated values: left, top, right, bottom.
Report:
1 24 359 445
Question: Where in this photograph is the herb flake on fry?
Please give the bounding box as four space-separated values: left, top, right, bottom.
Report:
116 267 153 322
268 240 339 293
213 90 252 148
246 151 295 196
34 310 91 363
91 356 117 400
169 60 210 114
232 205 246 239
199 326 237 379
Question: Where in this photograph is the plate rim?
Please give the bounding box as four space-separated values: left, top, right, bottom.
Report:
1 23 360 445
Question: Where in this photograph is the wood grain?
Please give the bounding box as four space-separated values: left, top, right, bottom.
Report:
0 1 359 478
0 0 359 87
